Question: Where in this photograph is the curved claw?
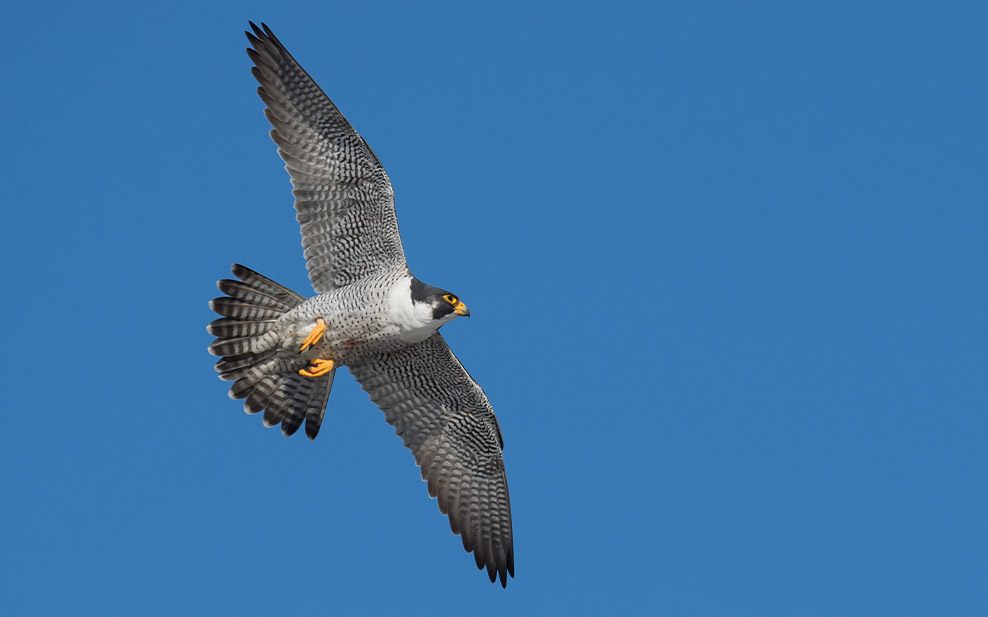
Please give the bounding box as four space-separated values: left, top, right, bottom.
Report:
300 317 326 352
299 358 334 378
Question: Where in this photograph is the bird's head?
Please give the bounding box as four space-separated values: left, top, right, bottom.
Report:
410 277 470 325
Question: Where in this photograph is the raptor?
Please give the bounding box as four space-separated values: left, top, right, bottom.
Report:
207 22 514 587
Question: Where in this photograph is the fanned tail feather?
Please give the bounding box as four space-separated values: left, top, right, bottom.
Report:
207 264 334 439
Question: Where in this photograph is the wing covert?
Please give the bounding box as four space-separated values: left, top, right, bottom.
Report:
246 22 406 292
348 333 514 587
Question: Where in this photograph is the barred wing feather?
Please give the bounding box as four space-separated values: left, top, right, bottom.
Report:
246 22 406 293
348 333 514 587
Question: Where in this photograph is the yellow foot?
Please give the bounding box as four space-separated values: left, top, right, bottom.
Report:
299 317 327 352
299 358 334 378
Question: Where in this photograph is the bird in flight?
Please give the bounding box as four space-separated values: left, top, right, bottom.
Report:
207 22 514 587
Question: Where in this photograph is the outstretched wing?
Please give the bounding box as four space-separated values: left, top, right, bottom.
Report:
348 333 514 587
246 22 406 293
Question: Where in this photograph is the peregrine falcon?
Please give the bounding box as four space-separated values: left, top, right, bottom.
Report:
207 22 514 587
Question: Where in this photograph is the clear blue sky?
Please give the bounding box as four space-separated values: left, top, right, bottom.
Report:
2 1 986 615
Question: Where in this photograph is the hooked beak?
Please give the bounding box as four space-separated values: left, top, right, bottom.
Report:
454 301 470 318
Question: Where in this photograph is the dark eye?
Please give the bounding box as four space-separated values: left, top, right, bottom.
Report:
443 294 457 305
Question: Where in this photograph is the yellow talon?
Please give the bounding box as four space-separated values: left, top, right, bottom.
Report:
300 317 327 352
299 358 334 378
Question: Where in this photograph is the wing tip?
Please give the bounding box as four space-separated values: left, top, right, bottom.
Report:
468 540 514 588
246 21 285 54
246 21 268 41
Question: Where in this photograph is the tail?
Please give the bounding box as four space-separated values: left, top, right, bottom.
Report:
207 264 335 440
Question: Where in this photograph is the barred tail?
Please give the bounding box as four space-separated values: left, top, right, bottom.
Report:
207 264 334 440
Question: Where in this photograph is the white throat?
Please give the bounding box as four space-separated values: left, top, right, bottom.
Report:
387 277 445 342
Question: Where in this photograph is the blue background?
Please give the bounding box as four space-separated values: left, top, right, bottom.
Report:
3 1 986 615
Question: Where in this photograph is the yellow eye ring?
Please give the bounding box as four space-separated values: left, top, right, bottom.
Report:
443 294 458 305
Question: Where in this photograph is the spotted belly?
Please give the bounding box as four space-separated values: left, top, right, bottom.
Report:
293 316 404 366
276 274 438 366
